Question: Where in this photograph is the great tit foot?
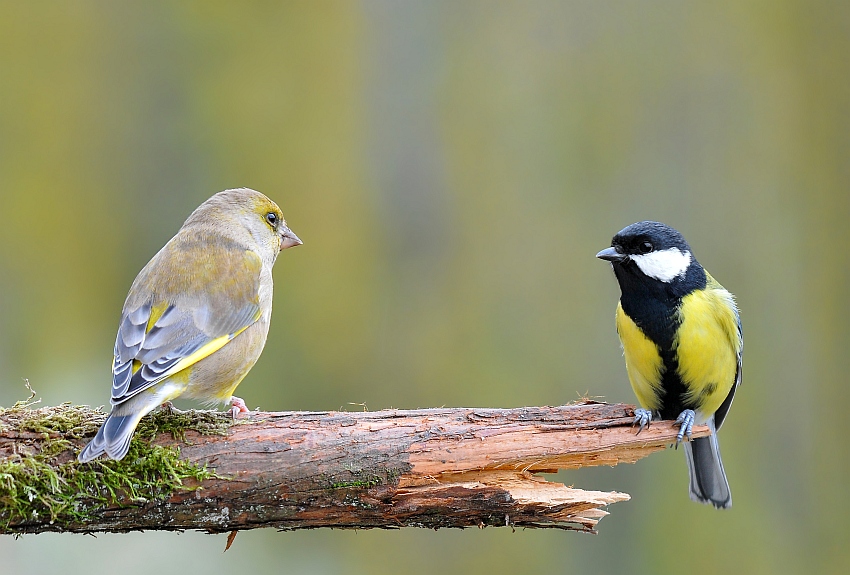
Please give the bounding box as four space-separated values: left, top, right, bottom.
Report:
633 408 653 434
674 409 696 446
230 396 250 419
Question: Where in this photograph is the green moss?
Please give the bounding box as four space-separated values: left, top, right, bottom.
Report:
330 478 383 489
0 395 233 532
329 467 406 490
136 406 234 442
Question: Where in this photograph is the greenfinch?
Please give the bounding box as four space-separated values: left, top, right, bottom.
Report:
78 188 301 462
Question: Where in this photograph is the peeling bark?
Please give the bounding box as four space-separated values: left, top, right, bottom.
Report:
0 401 709 534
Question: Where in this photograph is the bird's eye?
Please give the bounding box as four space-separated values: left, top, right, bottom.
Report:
265 212 278 226
639 241 653 254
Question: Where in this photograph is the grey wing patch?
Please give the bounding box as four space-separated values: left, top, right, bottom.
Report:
116 300 151 362
110 300 261 406
714 310 742 430
111 303 207 406
191 298 260 336
111 300 152 400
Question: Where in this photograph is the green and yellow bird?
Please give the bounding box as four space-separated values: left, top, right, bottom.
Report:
78 188 302 462
597 221 741 508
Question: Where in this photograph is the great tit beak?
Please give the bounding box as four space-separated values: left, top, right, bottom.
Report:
280 226 303 250
596 247 627 263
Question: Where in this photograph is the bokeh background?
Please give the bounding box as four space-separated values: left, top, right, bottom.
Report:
1 1 848 573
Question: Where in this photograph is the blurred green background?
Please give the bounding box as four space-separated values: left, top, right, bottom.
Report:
1 1 847 573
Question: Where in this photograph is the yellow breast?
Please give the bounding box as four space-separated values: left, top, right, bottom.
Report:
615 302 664 411
675 279 740 417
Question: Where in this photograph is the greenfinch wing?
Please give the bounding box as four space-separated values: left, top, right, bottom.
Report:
110 248 264 406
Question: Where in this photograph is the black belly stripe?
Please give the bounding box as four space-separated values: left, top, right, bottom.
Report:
618 279 695 419
613 256 710 420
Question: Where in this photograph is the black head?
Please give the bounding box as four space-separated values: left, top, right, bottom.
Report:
597 221 703 290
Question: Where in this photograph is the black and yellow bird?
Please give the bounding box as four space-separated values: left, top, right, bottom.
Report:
597 221 741 508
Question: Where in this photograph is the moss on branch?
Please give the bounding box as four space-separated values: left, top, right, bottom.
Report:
0 393 232 532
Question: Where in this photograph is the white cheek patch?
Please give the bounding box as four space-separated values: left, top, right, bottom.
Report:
631 248 692 282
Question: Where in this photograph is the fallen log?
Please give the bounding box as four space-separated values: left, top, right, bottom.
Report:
0 399 709 535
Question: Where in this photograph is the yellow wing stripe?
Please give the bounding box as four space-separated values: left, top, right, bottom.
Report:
168 324 254 377
146 301 171 332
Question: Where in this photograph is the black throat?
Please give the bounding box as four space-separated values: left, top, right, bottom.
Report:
614 259 707 418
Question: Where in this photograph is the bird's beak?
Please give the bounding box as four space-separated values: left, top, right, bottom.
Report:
596 247 627 263
280 226 303 250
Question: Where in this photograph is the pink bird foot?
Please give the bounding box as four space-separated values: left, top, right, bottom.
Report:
230 396 250 419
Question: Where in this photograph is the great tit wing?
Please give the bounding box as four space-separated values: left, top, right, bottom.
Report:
714 305 742 430
110 248 263 405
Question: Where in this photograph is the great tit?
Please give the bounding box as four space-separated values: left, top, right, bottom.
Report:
597 221 741 509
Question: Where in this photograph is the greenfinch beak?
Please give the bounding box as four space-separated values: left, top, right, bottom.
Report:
280 226 302 250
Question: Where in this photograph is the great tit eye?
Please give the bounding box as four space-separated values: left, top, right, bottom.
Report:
265 212 278 226
639 241 653 254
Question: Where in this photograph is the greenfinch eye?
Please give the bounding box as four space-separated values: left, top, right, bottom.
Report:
265 212 278 227
639 241 653 253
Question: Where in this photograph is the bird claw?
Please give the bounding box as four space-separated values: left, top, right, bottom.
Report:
230 396 250 419
633 408 653 435
674 409 696 446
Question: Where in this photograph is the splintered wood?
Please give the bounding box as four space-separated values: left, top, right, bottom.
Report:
0 401 709 534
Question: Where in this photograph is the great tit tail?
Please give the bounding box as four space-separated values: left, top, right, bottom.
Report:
683 416 732 509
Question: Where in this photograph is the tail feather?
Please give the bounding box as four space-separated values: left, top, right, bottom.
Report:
79 379 186 462
78 412 144 463
683 416 732 509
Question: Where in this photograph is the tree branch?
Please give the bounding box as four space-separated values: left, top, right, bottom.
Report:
0 400 709 535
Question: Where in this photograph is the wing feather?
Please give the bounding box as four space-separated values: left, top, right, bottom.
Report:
714 309 742 430
110 248 264 406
